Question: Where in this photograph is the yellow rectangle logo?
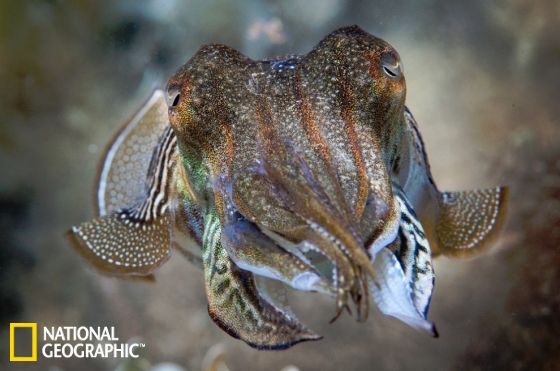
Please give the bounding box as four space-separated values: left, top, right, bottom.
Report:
10 323 37 362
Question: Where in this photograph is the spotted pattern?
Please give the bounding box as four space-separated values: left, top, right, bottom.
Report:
70 213 171 275
437 187 507 253
398 104 508 258
166 26 402 242
98 90 170 216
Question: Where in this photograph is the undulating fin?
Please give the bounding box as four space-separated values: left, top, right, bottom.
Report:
68 124 179 277
397 107 508 257
435 187 508 257
96 89 171 216
203 213 321 350
68 213 172 277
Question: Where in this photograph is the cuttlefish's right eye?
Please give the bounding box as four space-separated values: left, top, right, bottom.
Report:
166 87 181 108
380 53 402 80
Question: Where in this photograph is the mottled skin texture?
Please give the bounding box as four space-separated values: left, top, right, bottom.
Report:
166 27 408 333
69 26 508 350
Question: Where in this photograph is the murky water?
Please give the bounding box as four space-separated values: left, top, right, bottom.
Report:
1 1 558 370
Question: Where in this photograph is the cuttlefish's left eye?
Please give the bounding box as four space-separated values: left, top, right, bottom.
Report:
380 53 402 79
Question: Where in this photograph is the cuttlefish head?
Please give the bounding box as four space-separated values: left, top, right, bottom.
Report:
166 26 408 320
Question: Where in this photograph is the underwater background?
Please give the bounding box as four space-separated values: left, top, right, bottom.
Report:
0 0 559 370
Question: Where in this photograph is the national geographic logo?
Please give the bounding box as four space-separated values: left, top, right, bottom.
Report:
8 323 144 362
10 323 37 362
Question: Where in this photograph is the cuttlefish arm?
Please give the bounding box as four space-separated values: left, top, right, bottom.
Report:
397 107 508 257
369 185 437 336
221 215 333 295
247 144 384 322
202 211 322 350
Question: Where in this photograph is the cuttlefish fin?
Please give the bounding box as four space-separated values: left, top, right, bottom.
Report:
96 89 171 216
399 107 508 257
202 213 321 350
434 187 508 257
68 124 179 277
68 213 172 277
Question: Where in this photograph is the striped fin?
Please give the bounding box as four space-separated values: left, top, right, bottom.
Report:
97 90 170 216
68 123 179 277
127 126 177 222
397 107 508 257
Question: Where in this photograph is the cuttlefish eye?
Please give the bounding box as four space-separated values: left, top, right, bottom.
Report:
380 53 402 79
167 88 181 108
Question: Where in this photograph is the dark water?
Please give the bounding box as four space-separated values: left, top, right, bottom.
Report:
0 1 558 370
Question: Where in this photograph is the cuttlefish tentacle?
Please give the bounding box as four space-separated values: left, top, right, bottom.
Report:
369 186 436 336
221 213 333 295
169 194 204 268
370 249 437 336
397 108 508 257
251 157 360 319
391 186 435 319
202 212 321 350
252 143 378 322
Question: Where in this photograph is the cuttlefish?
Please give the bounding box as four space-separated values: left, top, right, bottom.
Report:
68 26 507 350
